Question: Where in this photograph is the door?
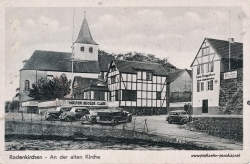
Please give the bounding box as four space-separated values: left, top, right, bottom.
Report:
202 100 208 113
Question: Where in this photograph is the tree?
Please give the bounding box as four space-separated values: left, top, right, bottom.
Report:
113 51 170 69
28 74 71 101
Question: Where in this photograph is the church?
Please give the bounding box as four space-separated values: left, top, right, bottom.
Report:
19 14 113 112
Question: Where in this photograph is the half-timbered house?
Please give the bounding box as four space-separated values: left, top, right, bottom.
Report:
190 38 243 115
106 60 169 115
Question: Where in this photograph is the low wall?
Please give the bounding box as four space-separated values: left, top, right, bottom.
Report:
182 116 243 142
5 121 214 150
122 107 167 115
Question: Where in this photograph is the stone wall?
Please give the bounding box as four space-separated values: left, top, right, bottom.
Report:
5 121 214 150
183 116 243 142
219 68 243 114
121 107 167 115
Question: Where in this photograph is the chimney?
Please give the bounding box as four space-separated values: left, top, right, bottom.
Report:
228 38 234 43
23 60 28 67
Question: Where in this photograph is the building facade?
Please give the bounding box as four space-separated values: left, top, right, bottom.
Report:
167 69 192 111
106 60 169 115
72 76 109 101
19 15 113 112
191 38 243 115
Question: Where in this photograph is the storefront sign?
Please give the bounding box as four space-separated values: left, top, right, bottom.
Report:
22 101 38 107
38 99 108 108
60 100 107 106
196 73 215 82
224 71 237 80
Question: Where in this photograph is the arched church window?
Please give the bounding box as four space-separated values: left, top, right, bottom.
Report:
81 46 84 51
24 80 30 91
89 47 93 53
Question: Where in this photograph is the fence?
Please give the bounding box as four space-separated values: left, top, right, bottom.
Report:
4 111 149 133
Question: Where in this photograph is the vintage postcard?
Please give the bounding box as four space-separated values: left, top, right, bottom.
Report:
0 0 250 163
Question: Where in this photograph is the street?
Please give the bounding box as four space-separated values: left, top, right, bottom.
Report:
5 113 243 150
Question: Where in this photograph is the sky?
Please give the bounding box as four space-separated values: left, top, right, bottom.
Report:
5 7 244 100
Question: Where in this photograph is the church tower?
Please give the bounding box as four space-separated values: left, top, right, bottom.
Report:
73 12 99 61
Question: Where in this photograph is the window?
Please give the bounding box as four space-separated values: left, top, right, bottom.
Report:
24 80 30 91
207 80 213 91
115 90 118 101
80 46 84 51
89 47 93 53
201 82 204 91
137 71 142 79
137 71 152 81
146 72 152 81
200 65 204 73
122 90 137 101
197 82 200 92
210 62 214 72
111 76 116 84
156 92 161 100
202 47 210 56
197 66 200 74
206 63 209 73
207 62 214 72
142 72 146 80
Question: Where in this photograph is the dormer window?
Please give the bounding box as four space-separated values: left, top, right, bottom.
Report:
81 46 84 51
89 47 93 53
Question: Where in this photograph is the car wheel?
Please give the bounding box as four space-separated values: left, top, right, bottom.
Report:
65 116 71 122
180 119 185 125
47 115 54 121
111 118 118 126
127 116 132 123
168 120 172 124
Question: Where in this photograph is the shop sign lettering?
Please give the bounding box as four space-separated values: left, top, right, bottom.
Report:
67 100 106 106
224 71 237 79
196 73 215 82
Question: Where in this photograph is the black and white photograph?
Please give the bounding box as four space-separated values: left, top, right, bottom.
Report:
1 1 250 163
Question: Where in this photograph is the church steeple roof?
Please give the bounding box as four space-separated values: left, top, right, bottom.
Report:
74 13 98 45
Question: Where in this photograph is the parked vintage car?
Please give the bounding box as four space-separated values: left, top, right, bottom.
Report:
166 110 190 124
84 108 132 125
45 106 72 121
60 107 90 121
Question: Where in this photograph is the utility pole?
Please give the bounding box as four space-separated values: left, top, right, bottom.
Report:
228 38 234 71
71 7 75 98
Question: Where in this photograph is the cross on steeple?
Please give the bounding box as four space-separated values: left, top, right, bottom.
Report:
84 11 86 19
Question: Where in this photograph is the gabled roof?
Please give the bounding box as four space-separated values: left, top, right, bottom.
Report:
167 69 191 83
98 54 115 72
21 50 100 73
206 38 243 60
113 60 168 77
163 62 176 68
190 38 243 67
167 69 184 83
187 69 192 77
73 76 107 91
75 18 98 45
